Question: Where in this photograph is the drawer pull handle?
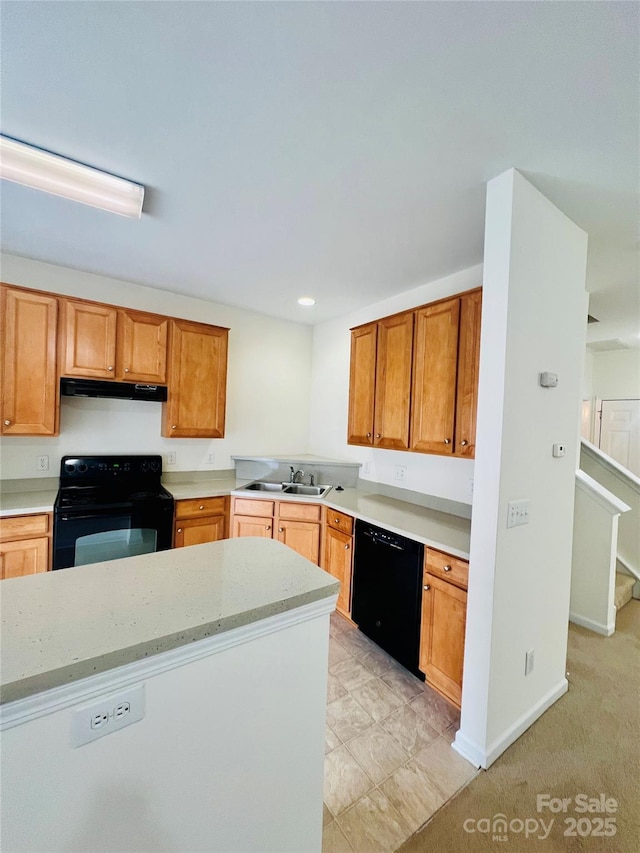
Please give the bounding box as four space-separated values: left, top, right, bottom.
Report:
199 505 204 510
443 565 452 572
423 584 431 591
171 425 177 430
335 518 340 524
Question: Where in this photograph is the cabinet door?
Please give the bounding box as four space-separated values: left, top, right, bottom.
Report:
347 323 377 445
276 520 320 565
410 298 460 455
373 312 413 450
322 526 353 616
419 572 467 707
117 310 168 383
0 537 49 579
61 300 118 378
232 515 273 538
1 287 59 435
163 319 229 438
454 290 482 458
174 515 226 548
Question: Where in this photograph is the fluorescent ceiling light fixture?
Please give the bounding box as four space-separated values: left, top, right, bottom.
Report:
0 136 144 219
298 297 316 306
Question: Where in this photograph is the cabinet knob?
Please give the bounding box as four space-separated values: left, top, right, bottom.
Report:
124 367 130 373
366 433 371 438
376 433 381 439
443 438 451 445
334 518 340 524
278 527 283 533
177 528 182 533
423 584 431 591
199 505 204 510
266 525 271 531
461 440 468 447
443 565 452 572
345 544 350 550
171 425 177 430
108 366 114 371
3 420 10 426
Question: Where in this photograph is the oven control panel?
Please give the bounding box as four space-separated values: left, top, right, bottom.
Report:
60 455 163 482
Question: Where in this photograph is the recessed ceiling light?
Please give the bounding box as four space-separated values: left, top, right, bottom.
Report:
298 297 316 307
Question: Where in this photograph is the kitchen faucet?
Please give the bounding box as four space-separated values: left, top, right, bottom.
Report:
289 466 305 484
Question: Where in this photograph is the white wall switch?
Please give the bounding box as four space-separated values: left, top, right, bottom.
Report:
552 443 566 458
525 649 535 676
507 499 530 528
394 465 407 482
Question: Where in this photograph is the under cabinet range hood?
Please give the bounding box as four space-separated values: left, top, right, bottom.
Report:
60 378 168 402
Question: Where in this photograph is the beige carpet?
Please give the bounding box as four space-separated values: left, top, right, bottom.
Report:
399 600 640 853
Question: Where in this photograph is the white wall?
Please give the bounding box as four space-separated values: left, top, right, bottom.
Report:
0 254 313 480
455 170 588 768
591 349 640 400
1 611 330 852
308 265 483 504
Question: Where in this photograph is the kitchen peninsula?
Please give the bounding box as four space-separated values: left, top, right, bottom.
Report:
0 537 338 853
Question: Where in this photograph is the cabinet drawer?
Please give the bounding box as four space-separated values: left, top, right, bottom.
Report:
425 548 469 590
0 514 50 543
175 496 227 520
325 509 354 536
277 502 321 522
232 498 275 518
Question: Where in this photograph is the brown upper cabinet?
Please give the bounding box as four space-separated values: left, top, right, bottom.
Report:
347 288 481 458
1 286 59 435
162 319 229 438
60 299 168 383
347 311 414 450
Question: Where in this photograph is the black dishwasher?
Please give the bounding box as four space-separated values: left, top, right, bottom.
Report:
352 520 425 680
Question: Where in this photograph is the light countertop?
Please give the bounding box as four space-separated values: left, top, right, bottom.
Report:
0 537 338 704
0 476 471 559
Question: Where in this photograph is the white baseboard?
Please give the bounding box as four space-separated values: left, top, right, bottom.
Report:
569 611 615 636
454 678 568 769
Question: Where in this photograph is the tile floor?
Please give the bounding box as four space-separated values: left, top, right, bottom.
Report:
323 612 478 853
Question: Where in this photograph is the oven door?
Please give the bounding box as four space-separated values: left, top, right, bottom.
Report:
53 501 174 570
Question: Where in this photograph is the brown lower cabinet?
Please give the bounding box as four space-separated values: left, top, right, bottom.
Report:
0 514 51 579
419 547 468 708
321 509 354 617
231 498 321 565
174 496 229 548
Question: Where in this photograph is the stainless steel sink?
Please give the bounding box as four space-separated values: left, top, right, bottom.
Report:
239 481 332 498
283 484 332 497
242 482 287 492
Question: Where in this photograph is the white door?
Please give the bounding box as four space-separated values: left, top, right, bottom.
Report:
599 399 640 477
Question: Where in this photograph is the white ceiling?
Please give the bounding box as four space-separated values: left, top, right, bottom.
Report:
1 2 638 342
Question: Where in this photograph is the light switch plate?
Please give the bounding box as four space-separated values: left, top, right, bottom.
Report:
507 499 530 528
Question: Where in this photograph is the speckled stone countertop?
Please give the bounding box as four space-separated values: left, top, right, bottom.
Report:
0 474 471 558
0 537 338 705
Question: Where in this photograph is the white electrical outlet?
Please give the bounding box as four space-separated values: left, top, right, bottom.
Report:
362 461 370 475
166 452 176 466
37 455 49 472
207 452 215 465
507 499 530 528
394 465 407 482
71 684 145 747
468 478 474 499
525 649 535 676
